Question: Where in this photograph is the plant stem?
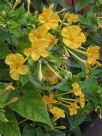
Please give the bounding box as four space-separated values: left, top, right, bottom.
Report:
61 97 76 102
45 61 62 79
68 49 86 64
76 49 87 55
59 91 72 96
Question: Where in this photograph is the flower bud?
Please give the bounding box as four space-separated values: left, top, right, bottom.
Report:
63 70 72 80
38 61 43 81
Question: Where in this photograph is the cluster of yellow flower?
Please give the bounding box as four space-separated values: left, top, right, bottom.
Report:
24 26 54 61
5 5 101 81
43 93 65 121
43 82 85 120
4 5 101 81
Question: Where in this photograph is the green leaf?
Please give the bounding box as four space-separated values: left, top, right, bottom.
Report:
0 60 10 81
0 110 7 122
68 103 93 129
80 78 98 93
7 20 19 30
9 83 52 127
0 82 12 105
22 126 65 136
0 29 9 43
19 74 29 86
90 68 102 77
0 43 10 59
0 110 21 136
71 127 81 136
22 125 36 136
75 0 94 12
36 127 47 136
68 109 87 129
7 5 25 24
0 82 12 122
79 13 98 30
49 129 65 136
31 0 42 11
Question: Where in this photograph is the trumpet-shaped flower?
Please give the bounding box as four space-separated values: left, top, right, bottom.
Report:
29 25 53 45
43 93 57 108
77 93 85 108
98 21 102 28
39 6 60 30
24 41 49 61
50 107 65 120
85 62 91 79
61 25 86 49
69 102 79 116
72 82 82 96
67 13 78 24
45 68 59 85
86 46 100 65
64 12 78 24
5 53 28 80
5 85 15 91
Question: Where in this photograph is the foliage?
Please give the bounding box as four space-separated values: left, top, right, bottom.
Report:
0 0 102 135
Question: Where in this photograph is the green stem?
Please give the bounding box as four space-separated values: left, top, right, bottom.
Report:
68 49 86 64
3 97 18 107
12 0 21 11
59 99 72 104
19 119 28 124
45 61 62 79
61 97 76 102
59 91 72 96
59 102 70 108
57 8 67 13
4 0 12 8
76 49 87 55
63 46 69 57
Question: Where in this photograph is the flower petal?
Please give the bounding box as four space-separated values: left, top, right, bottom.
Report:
10 68 19 80
18 65 28 75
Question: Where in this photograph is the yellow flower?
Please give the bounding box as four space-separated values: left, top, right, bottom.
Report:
5 53 28 80
72 82 82 96
24 41 49 61
61 25 86 49
77 93 85 108
64 12 78 24
96 61 102 67
43 93 57 108
87 46 100 65
25 26 54 61
39 6 60 30
29 25 53 45
68 102 79 116
67 13 78 24
98 21 102 28
44 68 59 85
50 107 65 120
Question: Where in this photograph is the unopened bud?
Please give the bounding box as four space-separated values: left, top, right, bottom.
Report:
26 0 31 12
51 36 57 45
55 126 66 129
5 85 15 91
49 3 54 9
12 0 21 10
38 60 43 81
63 70 72 80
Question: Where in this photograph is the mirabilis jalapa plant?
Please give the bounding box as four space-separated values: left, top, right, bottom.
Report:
0 0 102 135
